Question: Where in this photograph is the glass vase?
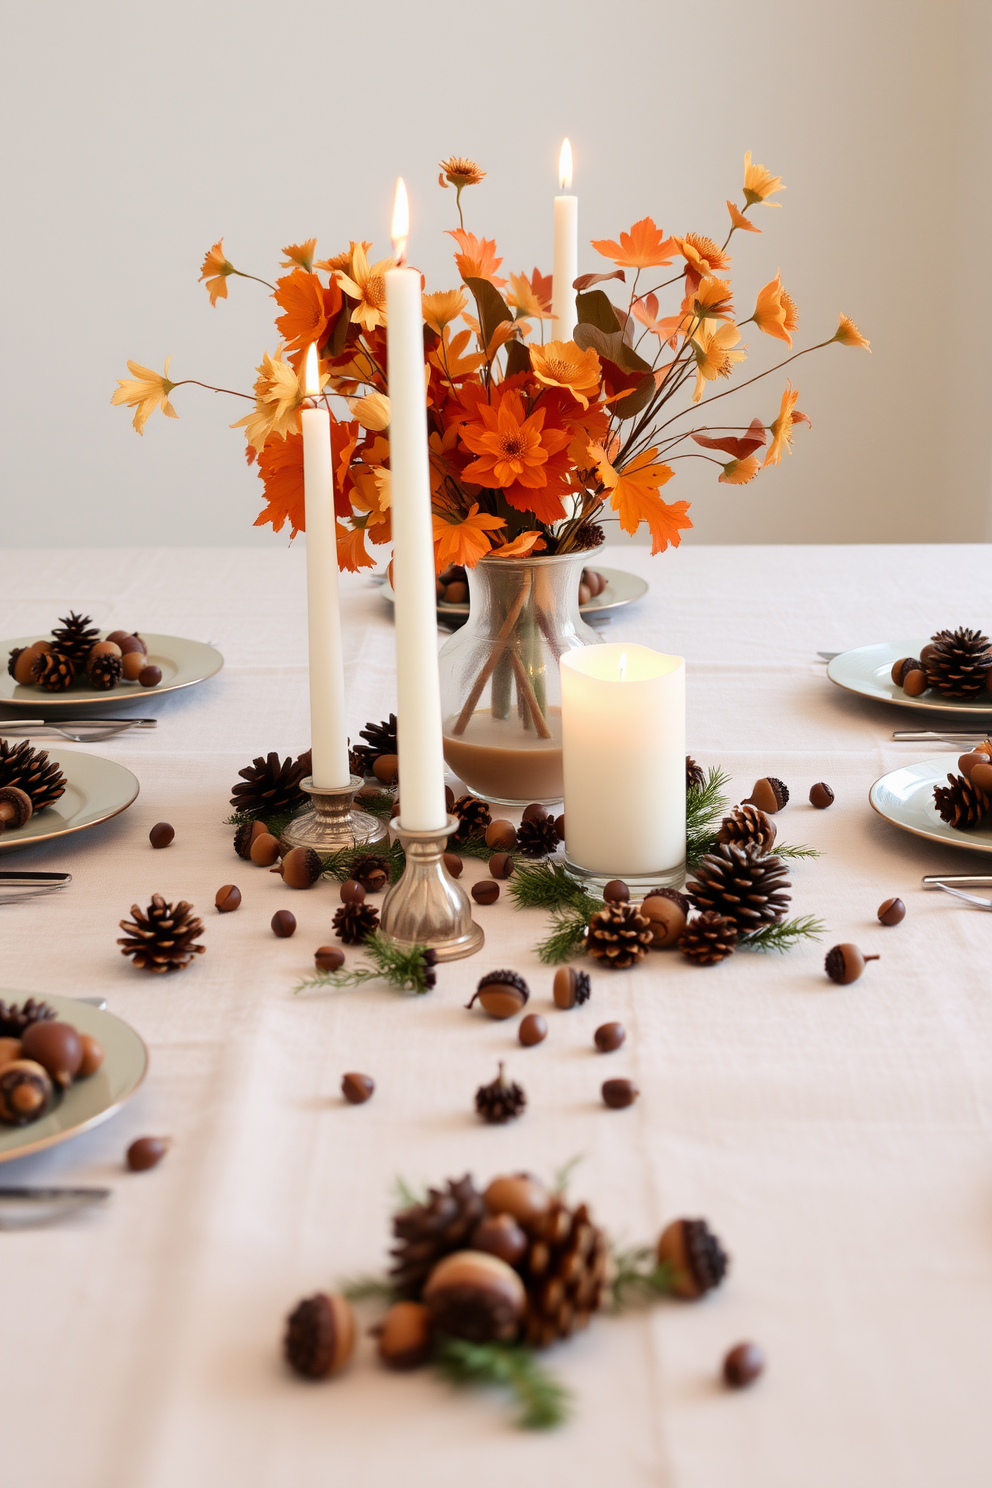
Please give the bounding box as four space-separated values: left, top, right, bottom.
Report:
439 552 603 806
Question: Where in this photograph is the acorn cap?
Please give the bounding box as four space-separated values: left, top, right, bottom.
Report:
423 1249 526 1343
283 1292 356 1379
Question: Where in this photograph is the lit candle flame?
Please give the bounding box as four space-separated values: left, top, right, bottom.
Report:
558 138 573 192
618 651 627 682
391 177 409 266
304 343 320 398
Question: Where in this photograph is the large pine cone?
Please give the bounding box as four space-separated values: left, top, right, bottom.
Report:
587 902 652 968
0 740 66 812
350 714 399 774
516 815 559 858
519 1195 611 1348
332 901 380 944
390 1175 485 1296
716 804 777 853
451 794 492 839
923 627 992 697
679 912 739 965
31 652 75 691
50 612 99 668
229 750 311 818
118 895 206 972
933 772 989 831
687 842 790 928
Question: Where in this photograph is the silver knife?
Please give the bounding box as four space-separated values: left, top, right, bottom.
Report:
0 1187 111 1227
922 874 992 888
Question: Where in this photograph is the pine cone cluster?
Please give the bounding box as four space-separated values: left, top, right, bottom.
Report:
230 750 311 819
678 912 739 965
0 998 56 1038
687 843 790 928
332 900 380 944
475 1063 526 1124
586 902 652 968
390 1176 485 1296
0 741 66 812
350 714 398 775
519 1194 611 1348
451 794 491 839
516 815 559 858
717 803 777 853
923 627 992 698
51 612 99 667
933 772 990 831
118 895 206 972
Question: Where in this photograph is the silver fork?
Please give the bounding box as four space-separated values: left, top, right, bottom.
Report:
0 719 156 743
926 882 992 911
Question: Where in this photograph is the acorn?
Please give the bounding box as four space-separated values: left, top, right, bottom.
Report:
809 782 835 809
877 897 906 926
249 832 282 867
971 761 992 797
483 1173 551 1225
376 1301 433 1370
284 1292 357 1379
0 1059 53 1125
122 650 146 681
484 819 517 850
640 893 687 948
657 1217 730 1300
595 1021 626 1052
521 803 549 823
824 943 879 984
903 669 928 697
78 1034 104 1077
488 852 514 879
442 852 464 878
0 787 32 829
12 646 40 685
423 1250 526 1344
339 878 366 904
470 1212 529 1266
341 1072 375 1105
958 751 987 779
465 970 530 1020
273 846 323 889
744 777 789 813
518 1013 548 1047
0 1038 22 1069
138 665 162 687
603 879 630 903
214 884 242 913
126 1136 170 1171
553 966 591 1009
723 1341 766 1388
88 640 122 661
21 1020 83 1089
314 946 344 972
119 633 147 656
373 754 399 785
234 819 269 859
890 657 922 687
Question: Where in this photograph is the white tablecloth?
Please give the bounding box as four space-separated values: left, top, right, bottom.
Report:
2 545 991 1488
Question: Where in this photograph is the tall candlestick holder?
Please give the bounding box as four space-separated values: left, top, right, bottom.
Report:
279 776 389 854
379 814 484 962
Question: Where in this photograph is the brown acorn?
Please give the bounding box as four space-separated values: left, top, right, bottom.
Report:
376 1301 433 1370
640 893 687 948
272 846 323 889
283 1293 357 1379
483 1173 551 1226
744 777 789 814
465 970 530 1020
423 1250 526 1343
657 1218 730 1300
824 943 879 984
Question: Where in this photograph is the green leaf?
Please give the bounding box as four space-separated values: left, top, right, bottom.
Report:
464 276 512 352
738 915 825 953
574 288 623 335
433 1336 572 1430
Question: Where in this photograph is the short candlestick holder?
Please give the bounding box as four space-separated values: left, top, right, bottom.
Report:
379 814 484 962
279 776 389 855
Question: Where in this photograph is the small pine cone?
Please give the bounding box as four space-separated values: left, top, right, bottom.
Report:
233 821 257 859
687 842 791 928
118 895 206 973
351 714 399 774
586 903 652 969
923 626 992 698
685 756 705 790
0 740 67 812
475 1062 526 1124
348 746 371 777
452 794 491 839
7 647 24 680
229 750 310 817
519 1196 611 1348
515 815 560 858
31 651 75 691
716 804 777 853
86 652 123 691
332 900 380 945
933 772 989 831
349 853 393 892
678 912 739 965
0 998 57 1038
390 1175 485 1296
50 612 100 667
572 521 605 552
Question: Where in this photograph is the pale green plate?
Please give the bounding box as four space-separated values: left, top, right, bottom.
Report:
869 754 992 857
828 640 992 718
1 632 223 710
0 994 148 1163
0 750 139 853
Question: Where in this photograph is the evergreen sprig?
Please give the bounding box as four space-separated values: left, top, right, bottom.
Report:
225 807 301 839
433 1336 572 1431
353 789 397 822
340 1273 396 1303
448 832 494 861
508 860 596 912
738 914 825 953
534 903 601 965
320 838 407 883
772 842 822 861
294 931 436 995
610 1247 679 1310
685 766 731 869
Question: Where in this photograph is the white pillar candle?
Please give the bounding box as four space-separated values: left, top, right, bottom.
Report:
385 179 448 833
552 138 578 342
301 344 352 789
560 643 685 878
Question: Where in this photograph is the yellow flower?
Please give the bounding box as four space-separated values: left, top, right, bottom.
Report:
763 381 810 466
346 392 391 431
690 323 746 402
230 347 303 454
280 239 317 272
752 271 795 346
438 156 486 189
833 314 871 350
315 241 372 275
718 455 761 484
508 270 554 320
335 243 395 332
422 289 467 334
743 151 785 207
111 358 179 434
676 234 731 276
199 240 235 307
529 341 602 410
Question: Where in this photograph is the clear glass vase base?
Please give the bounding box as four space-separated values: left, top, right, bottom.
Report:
564 854 687 893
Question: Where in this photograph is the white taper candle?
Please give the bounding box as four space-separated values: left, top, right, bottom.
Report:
552 138 578 341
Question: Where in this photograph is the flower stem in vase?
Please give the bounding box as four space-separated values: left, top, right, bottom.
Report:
452 570 534 736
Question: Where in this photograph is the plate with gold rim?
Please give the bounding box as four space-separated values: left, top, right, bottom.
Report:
1 632 223 711
0 994 148 1164
0 751 139 853
827 641 992 719
868 754 992 856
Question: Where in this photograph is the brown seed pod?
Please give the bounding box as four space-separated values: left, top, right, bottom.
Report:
640 893 687 948
77 1034 104 1077
466 970 530 1020
442 851 464 878
249 832 282 867
877 897 905 926
423 1250 526 1344
21 1021 83 1089
484 819 518 850
121 650 146 681
890 656 922 687
518 1013 547 1047
339 878 366 904
824 943 879 984
138 665 162 687
284 1292 357 1379
809 782 835 809
0 787 33 828
724 1341 766 1388
148 821 175 848
470 1213 528 1265
273 847 323 890
126 1136 170 1171
376 1300 433 1370
603 879 630 903
11 646 38 685
341 1072 375 1105
214 884 242 913
594 1021 626 1052
271 910 297 938
314 946 344 972
958 751 987 779
472 881 499 904
483 1173 551 1225
373 753 399 785
903 669 928 697
553 966 591 1009
0 1060 53 1125
602 1078 638 1109
521 803 549 823
488 852 514 879
88 640 122 661
657 1217 730 1299
972 761 992 796
744 777 789 813
234 818 268 859
119 634 147 656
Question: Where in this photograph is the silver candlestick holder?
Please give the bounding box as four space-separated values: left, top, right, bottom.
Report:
279 775 389 855
379 813 484 962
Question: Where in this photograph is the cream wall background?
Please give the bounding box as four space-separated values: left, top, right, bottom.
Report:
1 0 990 547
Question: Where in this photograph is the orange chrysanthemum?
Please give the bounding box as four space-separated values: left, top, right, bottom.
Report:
280 240 317 272
274 269 342 354
253 430 305 538
763 382 810 467
718 455 761 484
231 347 303 454
199 240 234 307
111 358 179 434
677 234 731 276
686 276 734 323
529 341 602 409
438 156 486 189
726 200 761 234
833 314 871 350
508 269 553 320
752 272 794 346
691 323 747 402
315 241 372 275
458 387 571 522
422 289 467 334
743 152 785 207
432 503 505 570
335 244 395 332
446 228 506 287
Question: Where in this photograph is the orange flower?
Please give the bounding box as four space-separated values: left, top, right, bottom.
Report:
726 200 761 234
529 341 602 409
423 289 467 333
718 455 761 484
676 234 731 276
763 382 810 466
274 268 342 353
833 314 871 350
751 271 794 346
438 156 486 188
690 323 746 402
231 347 303 453
315 241 372 274
335 243 395 331
589 443 690 554
632 293 685 347
428 326 486 384
253 430 305 538
446 228 506 287
111 358 178 434
491 529 547 558
508 269 553 320
743 152 785 207
199 240 235 307
459 387 571 521
591 217 678 269
280 240 317 272
346 392 391 431
432 503 506 570
686 275 734 322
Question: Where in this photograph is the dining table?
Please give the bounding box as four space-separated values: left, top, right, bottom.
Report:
1 541 990 1488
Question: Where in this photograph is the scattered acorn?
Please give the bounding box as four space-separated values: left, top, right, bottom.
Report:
214 884 242 913
657 1217 729 1299
594 1021 626 1052
518 1013 547 1047
339 878 366 904
275 847 323 889
126 1136 170 1171
271 910 297 938
723 1341 766 1388
877 897 905 926
602 1077 638 1109
466 970 530 1020
423 1250 526 1344
442 852 464 878
341 1072 375 1105
314 946 344 972
809 782 834 809
472 881 499 904
824 943 879 984
284 1292 357 1379
640 893 687 948
745 777 789 813
488 852 514 880
250 832 282 867
553 966 591 1009
376 1300 433 1370
485 819 517 850
148 821 175 849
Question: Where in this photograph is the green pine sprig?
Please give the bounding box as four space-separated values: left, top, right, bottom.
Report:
534 902 602 965
339 1273 396 1303
320 838 407 883
772 841 822 861
448 832 494 861
433 1336 572 1431
353 789 398 823
686 766 731 869
508 860 596 912
294 931 436 995
738 914 825 953
610 1247 679 1310
225 807 302 839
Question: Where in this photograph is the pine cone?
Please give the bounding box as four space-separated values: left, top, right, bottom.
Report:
475 1062 526 1124
572 522 605 551
452 794 491 839
678 912 739 965
390 1175 485 1296
86 652 122 690
518 1195 611 1348
350 714 399 774
515 815 560 858
349 853 393 892
0 998 57 1038
229 750 310 818
118 895 206 973
716 804 777 853
586 902 652 969
933 772 989 831
50 612 99 668
0 741 66 812
332 900 380 944
923 626 992 698
685 755 705 790
7 647 25 680
687 843 790 928
31 651 75 691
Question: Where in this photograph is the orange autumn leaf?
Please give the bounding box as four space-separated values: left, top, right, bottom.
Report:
491 529 547 558
432 504 506 570
336 521 375 572
590 217 678 270
692 418 767 460
428 326 486 383
253 430 305 538
446 228 507 287
726 200 760 234
589 443 691 554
